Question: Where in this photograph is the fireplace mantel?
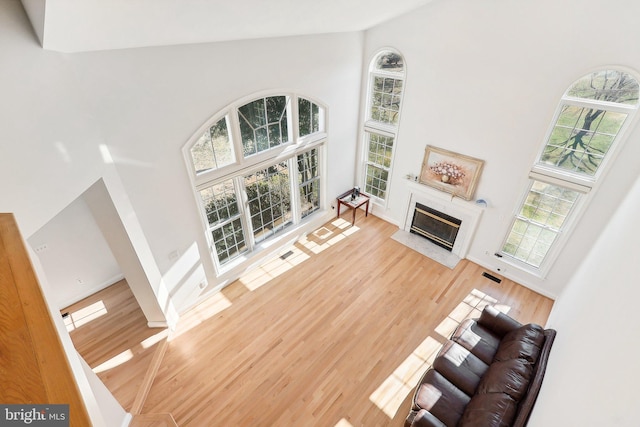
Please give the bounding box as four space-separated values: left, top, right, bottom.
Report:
401 179 483 259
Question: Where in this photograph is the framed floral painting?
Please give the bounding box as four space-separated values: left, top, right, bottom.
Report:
419 145 484 200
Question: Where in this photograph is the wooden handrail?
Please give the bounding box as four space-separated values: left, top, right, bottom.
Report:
0 213 91 426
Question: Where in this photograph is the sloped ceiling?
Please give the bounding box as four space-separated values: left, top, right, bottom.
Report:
21 0 434 53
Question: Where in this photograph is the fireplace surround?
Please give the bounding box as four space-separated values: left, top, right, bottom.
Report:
399 180 483 260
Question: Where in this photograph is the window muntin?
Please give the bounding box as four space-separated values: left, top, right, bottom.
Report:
370 76 403 126
502 181 581 268
362 49 405 203
501 69 639 274
297 148 320 218
238 96 290 157
190 116 235 174
245 162 292 244
540 105 628 176
200 179 247 265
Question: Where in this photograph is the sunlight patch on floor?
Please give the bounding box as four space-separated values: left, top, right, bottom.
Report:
64 300 107 331
171 291 233 339
334 418 354 427
369 336 442 418
140 329 169 349
241 245 311 291
93 349 133 373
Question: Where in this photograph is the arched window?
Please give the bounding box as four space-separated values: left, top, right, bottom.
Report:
500 69 639 274
185 93 326 274
361 50 406 202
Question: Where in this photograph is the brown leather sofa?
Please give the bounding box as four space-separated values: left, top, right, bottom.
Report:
405 306 556 427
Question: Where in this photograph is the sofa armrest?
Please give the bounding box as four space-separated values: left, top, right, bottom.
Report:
512 328 557 427
477 305 522 338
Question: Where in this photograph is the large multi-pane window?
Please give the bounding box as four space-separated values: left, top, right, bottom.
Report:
501 69 639 274
362 50 405 202
186 94 325 273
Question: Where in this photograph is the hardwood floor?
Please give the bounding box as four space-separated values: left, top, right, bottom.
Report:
65 212 553 426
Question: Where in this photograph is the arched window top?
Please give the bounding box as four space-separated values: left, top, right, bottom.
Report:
372 50 405 74
187 93 325 177
565 69 639 106
538 68 640 178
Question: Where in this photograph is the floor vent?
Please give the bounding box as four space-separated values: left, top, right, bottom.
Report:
280 250 294 260
482 272 502 283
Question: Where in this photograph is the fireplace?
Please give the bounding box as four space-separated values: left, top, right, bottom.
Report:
399 180 483 260
410 203 462 251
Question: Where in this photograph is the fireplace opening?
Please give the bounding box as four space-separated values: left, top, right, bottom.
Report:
410 202 462 252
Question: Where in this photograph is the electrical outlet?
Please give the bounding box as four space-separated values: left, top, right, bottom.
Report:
34 244 48 253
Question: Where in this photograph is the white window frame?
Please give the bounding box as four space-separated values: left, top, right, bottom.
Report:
360 49 406 206
183 92 327 276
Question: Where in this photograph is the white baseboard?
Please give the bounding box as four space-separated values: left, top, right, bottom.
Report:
59 274 125 310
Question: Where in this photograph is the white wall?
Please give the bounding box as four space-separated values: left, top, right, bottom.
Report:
363 0 640 297
0 0 363 313
27 196 122 309
529 173 640 426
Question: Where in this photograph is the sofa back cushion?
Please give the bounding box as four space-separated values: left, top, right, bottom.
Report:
450 319 501 365
494 323 545 364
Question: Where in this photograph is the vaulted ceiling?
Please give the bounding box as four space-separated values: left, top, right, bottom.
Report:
21 0 434 53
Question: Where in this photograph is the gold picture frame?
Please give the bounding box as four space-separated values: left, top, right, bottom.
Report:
419 145 484 201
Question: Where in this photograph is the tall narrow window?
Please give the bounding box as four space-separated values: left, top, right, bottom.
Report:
362 50 405 202
500 69 639 274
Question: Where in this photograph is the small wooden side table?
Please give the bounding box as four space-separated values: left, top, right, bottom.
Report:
336 190 371 225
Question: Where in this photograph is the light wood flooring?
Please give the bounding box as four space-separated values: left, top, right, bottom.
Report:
64 211 553 426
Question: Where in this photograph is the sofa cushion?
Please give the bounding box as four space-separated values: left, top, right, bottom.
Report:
476 359 533 401
458 392 517 427
433 341 489 396
494 324 545 364
413 369 471 427
451 319 501 365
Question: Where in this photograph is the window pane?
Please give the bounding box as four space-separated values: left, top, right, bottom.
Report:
502 181 580 268
365 164 389 200
201 179 247 266
212 217 247 265
190 117 234 173
298 148 320 218
238 96 289 158
566 70 639 105
199 179 238 227
370 76 402 126
374 52 404 73
298 98 322 137
540 105 627 175
245 162 292 243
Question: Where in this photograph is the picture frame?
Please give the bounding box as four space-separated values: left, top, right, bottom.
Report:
419 145 484 201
